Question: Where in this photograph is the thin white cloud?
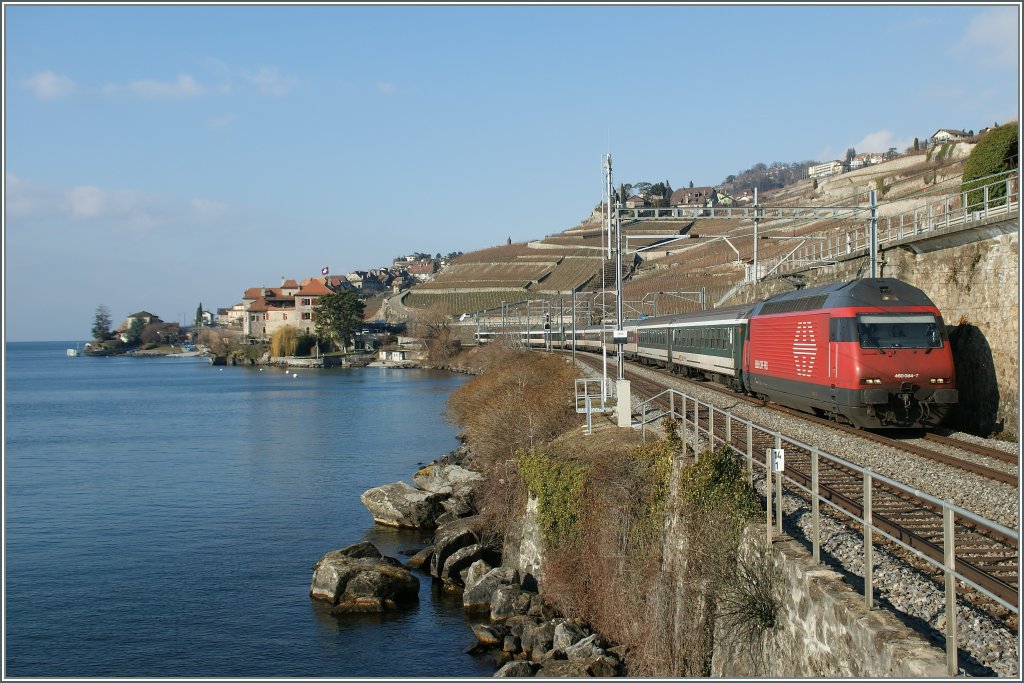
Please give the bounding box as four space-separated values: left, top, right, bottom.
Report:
191 198 228 220
244 67 297 96
22 70 77 100
68 185 107 218
127 74 205 98
952 7 1019 68
207 113 237 129
5 173 43 216
47 62 296 100
376 82 397 94
7 176 247 246
10 180 168 234
851 130 913 155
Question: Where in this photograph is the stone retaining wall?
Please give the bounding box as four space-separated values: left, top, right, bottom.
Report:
711 530 947 677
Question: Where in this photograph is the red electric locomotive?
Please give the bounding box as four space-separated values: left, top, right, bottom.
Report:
742 278 957 429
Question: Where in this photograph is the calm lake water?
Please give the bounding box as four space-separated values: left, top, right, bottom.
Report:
4 341 495 678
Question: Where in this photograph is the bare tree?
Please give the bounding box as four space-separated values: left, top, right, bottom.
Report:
198 326 241 356
408 303 460 362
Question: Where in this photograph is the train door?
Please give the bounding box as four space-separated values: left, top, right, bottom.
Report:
828 314 838 401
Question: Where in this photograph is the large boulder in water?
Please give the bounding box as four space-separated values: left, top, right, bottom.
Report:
360 481 445 529
310 541 419 613
429 518 480 578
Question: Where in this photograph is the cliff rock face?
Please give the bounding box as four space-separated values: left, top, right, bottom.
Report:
504 495 544 588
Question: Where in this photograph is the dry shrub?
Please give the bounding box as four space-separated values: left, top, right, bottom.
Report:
446 347 578 465
446 347 579 537
409 303 460 363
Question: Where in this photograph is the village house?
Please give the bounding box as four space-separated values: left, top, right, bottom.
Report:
406 259 438 281
931 128 970 144
670 187 719 210
376 337 426 365
621 195 645 209
848 152 885 170
115 311 163 341
325 275 355 292
808 160 845 179
241 277 330 341
217 304 246 329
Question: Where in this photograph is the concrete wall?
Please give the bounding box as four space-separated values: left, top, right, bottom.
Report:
728 225 1019 438
711 530 947 677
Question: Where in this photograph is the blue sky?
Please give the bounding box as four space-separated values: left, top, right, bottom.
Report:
4 3 1020 341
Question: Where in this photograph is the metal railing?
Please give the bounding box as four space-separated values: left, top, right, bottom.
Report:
635 387 1018 676
759 170 1020 279
576 377 616 434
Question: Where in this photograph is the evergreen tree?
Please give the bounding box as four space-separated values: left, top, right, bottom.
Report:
914 137 919 151
313 291 366 351
126 318 144 345
91 305 113 341
195 303 204 326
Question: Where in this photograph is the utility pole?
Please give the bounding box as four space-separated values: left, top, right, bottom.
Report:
604 155 613 261
869 188 878 278
752 187 759 282
615 197 624 381
571 291 576 363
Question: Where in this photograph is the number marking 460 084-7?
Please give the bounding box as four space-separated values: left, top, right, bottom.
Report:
754 360 769 370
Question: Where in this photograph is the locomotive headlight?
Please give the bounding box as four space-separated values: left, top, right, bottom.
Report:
930 378 950 384
860 378 882 385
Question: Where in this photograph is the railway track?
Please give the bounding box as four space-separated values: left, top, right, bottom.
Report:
586 352 1018 488
924 431 1019 466
572 352 1019 615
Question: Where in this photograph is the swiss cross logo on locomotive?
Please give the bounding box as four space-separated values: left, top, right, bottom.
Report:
793 321 816 377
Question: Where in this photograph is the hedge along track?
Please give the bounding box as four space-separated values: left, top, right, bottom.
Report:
572 352 1019 622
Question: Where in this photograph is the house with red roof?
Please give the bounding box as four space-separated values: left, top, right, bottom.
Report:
242 275 352 342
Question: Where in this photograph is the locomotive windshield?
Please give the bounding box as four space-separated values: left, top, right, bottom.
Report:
856 313 941 349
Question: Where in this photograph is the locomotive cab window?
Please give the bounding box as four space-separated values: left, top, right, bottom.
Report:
855 313 942 349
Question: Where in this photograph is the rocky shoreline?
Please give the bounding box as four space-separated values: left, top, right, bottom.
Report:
309 442 628 677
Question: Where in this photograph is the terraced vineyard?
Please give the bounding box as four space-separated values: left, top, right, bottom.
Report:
402 289 564 316
415 261 555 289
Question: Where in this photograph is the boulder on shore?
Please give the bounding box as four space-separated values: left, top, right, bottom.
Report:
429 519 480 578
310 541 419 613
360 481 446 529
412 463 483 496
